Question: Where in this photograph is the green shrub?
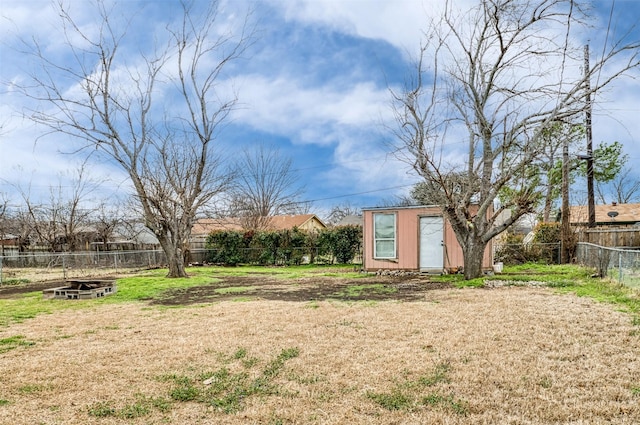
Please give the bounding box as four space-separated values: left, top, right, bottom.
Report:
205 225 363 266
317 225 362 264
206 231 248 266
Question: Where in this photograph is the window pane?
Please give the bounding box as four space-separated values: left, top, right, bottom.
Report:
375 240 395 258
373 213 396 258
374 214 395 239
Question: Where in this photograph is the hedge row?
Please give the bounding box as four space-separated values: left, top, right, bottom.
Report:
205 225 363 266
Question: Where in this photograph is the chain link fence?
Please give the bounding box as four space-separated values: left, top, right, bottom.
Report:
0 248 363 284
494 242 561 265
0 249 170 284
575 242 640 289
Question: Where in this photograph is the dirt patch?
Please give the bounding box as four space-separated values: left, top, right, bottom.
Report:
0 281 64 298
149 275 454 305
0 274 453 303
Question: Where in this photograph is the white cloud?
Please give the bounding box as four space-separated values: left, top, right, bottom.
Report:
266 0 481 54
2 0 640 212
233 74 390 144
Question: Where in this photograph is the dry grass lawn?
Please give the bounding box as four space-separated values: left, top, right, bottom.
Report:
1 286 640 424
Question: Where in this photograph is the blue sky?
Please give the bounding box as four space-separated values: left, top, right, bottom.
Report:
1 0 640 217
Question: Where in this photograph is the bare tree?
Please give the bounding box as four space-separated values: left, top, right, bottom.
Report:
57 162 99 251
597 166 640 204
324 202 361 226
91 202 123 250
12 162 98 252
0 193 11 255
229 144 305 230
20 1 253 276
391 0 640 279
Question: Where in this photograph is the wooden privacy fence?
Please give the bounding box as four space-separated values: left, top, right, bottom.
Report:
574 226 640 248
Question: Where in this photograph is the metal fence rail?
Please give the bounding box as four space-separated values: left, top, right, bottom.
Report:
494 242 561 265
575 242 640 288
0 249 170 284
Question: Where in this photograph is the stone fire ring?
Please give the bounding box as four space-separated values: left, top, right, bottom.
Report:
43 279 117 300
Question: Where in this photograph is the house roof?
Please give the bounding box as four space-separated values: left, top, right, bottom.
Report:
267 214 325 230
335 215 363 226
191 217 244 235
569 203 640 225
192 214 326 235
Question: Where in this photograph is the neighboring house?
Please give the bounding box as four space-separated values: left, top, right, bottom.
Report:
0 233 20 256
334 214 363 227
190 214 327 250
362 205 493 274
570 202 640 227
570 202 640 248
83 223 160 251
267 214 327 232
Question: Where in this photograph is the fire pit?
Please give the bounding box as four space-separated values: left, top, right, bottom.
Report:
43 279 117 300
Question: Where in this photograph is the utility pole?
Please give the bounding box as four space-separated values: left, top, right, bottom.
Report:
561 135 571 264
584 44 596 227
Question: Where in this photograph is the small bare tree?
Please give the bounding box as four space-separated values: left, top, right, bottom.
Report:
325 202 361 226
91 202 123 250
229 144 305 230
20 0 253 276
0 193 11 255
597 166 640 204
12 162 98 252
391 0 640 279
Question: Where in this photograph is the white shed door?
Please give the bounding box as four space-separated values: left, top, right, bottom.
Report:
419 216 444 270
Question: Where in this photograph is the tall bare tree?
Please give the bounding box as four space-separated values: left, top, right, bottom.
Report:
535 122 584 222
391 0 640 278
229 144 305 230
20 1 253 276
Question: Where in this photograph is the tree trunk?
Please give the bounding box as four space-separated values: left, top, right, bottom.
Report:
166 248 188 278
157 234 189 278
462 237 487 280
543 182 553 222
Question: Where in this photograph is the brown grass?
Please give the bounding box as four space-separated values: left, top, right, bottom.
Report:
2 266 141 283
1 287 640 424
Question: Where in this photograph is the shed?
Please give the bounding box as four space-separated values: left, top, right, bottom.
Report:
362 205 493 273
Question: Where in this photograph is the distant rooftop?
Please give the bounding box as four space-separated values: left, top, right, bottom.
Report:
569 202 640 225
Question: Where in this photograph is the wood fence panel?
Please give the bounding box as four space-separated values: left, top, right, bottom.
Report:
575 227 640 248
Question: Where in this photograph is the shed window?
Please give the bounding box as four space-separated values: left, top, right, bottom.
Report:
374 213 396 259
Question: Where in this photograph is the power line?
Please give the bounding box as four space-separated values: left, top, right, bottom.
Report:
283 184 416 206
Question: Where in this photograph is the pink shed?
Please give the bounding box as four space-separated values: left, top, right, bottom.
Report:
362 205 493 273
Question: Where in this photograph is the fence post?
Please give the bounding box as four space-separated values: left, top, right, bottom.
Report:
619 252 623 284
0 256 3 284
